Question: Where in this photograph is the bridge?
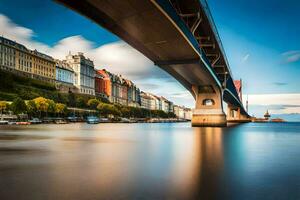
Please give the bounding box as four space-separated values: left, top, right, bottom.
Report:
56 0 250 126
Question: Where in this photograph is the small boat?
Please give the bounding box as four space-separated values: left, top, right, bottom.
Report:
0 120 9 125
29 118 42 124
67 116 77 122
86 116 100 124
55 119 68 124
16 121 31 125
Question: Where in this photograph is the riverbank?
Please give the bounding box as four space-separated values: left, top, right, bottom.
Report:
0 117 190 125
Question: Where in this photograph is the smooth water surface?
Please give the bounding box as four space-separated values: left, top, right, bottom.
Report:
0 122 299 199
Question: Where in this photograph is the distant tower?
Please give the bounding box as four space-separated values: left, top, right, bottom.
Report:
246 95 249 112
264 110 271 120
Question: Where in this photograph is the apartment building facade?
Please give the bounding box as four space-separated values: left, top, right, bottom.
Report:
0 36 55 82
95 69 111 99
65 52 95 95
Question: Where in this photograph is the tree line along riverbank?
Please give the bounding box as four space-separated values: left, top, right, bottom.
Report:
0 96 177 122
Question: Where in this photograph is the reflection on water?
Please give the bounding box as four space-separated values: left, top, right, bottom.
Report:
0 123 300 199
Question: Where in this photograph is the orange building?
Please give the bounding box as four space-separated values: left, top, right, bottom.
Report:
95 69 111 99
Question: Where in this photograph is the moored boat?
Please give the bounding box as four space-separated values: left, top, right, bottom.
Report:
0 120 9 125
29 118 42 124
86 116 100 124
16 121 31 125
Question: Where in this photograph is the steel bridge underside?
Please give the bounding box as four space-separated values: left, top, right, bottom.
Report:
56 0 248 116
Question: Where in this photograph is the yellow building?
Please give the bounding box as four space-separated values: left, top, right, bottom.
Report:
0 36 55 82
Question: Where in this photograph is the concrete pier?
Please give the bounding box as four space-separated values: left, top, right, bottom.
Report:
191 85 227 127
192 109 227 127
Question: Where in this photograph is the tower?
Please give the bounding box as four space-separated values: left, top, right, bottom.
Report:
264 110 271 120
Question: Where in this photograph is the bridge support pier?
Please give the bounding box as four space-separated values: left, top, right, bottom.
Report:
191 85 227 127
227 104 251 123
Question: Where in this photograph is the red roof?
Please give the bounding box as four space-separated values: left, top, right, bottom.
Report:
96 69 110 79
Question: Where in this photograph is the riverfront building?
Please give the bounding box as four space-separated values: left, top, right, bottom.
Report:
55 59 78 93
0 36 56 82
174 105 192 120
55 60 74 84
140 92 175 113
140 92 156 110
65 52 95 95
109 73 127 105
125 79 141 107
106 72 141 107
95 69 111 99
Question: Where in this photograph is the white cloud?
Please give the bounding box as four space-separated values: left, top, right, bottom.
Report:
0 14 49 52
243 93 300 114
0 13 171 82
241 53 250 63
282 50 300 63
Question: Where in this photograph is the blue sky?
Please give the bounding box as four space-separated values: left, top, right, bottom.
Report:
0 0 299 120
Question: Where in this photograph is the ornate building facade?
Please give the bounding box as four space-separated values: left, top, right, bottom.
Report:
65 52 95 95
0 36 55 82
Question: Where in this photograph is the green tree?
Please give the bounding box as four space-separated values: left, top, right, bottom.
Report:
111 105 121 117
76 97 86 108
55 103 67 117
97 103 120 117
10 97 27 115
97 102 110 117
26 100 37 118
68 92 76 107
47 99 56 113
87 98 100 110
168 112 176 118
120 106 131 118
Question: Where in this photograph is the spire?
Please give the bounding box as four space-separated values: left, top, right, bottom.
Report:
246 95 248 112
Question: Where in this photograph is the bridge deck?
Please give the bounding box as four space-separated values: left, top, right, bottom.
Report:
57 0 219 97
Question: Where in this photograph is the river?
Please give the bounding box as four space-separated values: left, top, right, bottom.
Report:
0 122 299 200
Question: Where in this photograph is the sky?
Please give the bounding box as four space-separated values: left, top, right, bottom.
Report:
0 0 299 120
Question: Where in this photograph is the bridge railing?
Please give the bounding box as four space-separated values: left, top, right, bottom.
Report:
199 0 233 77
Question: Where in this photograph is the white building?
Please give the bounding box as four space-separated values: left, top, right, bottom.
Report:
174 105 185 119
183 108 192 120
159 97 169 113
140 92 157 110
55 59 74 84
66 52 95 95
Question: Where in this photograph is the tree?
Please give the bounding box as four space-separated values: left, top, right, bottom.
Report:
87 98 100 110
97 102 110 117
47 99 56 114
0 101 8 115
68 92 76 107
120 106 131 118
33 97 49 117
110 105 121 117
55 103 67 117
26 100 37 118
97 103 120 117
10 97 27 115
168 112 176 118
76 97 86 108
